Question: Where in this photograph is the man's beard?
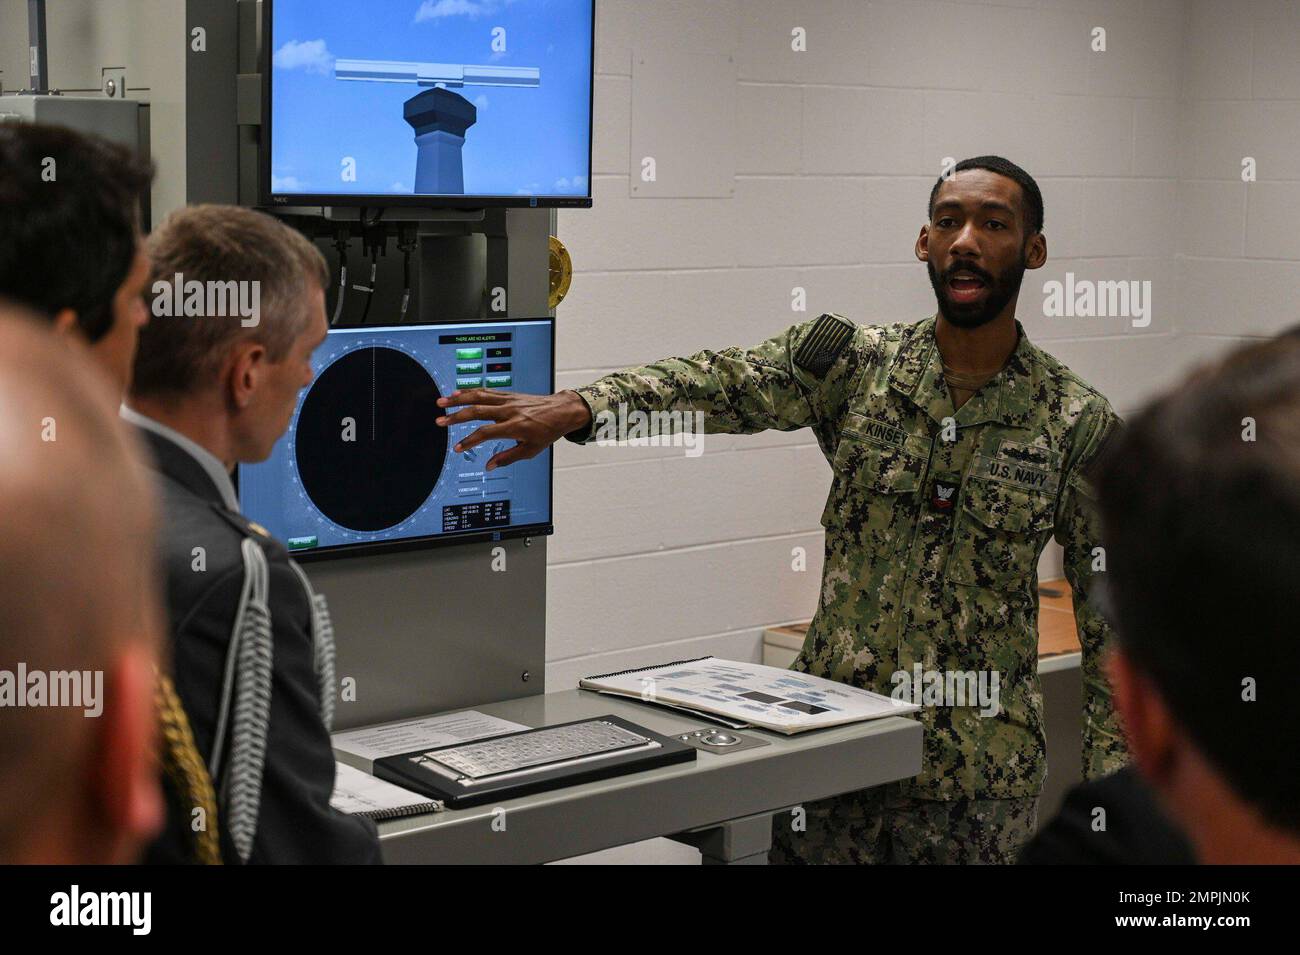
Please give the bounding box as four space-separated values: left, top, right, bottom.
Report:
927 257 1027 329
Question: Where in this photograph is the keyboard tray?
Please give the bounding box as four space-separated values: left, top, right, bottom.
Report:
372 715 697 809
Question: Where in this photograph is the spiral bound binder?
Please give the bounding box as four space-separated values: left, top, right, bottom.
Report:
331 760 443 821
581 656 713 681
354 800 445 823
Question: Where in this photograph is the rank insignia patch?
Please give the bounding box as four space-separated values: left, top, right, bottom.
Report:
931 480 958 514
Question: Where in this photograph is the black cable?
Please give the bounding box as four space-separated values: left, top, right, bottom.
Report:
352 210 387 325
359 242 380 324
329 226 350 327
397 225 417 323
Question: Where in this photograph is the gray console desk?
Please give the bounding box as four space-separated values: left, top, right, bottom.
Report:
375 689 922 865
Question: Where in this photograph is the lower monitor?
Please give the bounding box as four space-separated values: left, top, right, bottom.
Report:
238 318 554 558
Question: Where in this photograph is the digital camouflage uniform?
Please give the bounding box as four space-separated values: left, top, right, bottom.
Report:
570 313 1128 864
767 781 1037 865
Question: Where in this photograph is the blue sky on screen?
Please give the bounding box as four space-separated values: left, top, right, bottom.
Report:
270 0 592 198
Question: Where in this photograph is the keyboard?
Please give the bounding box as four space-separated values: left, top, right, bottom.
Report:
418 719 658 783
374 715 696 808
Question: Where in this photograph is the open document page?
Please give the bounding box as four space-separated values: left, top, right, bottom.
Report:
580 657 919 735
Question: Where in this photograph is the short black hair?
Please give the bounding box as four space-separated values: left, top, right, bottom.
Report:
1095 335 1300 835
0 122 154 342
928 155 1044 235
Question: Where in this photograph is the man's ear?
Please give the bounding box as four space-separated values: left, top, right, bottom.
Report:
52 308 82 339
89 645 164 863
915 224 930 263
226 341 268 411
1109 648 1177 788
1025 231 1048 270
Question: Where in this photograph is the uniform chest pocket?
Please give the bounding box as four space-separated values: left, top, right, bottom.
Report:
946 476 1056 592
821 434 923 539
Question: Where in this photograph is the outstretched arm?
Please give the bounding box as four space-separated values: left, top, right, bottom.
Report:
436 313 867 470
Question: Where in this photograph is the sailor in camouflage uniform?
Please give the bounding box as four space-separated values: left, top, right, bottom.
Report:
437 156 1128 864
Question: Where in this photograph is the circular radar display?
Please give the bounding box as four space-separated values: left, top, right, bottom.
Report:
295 346 446 532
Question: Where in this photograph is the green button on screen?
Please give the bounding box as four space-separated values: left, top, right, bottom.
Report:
456 348 484 360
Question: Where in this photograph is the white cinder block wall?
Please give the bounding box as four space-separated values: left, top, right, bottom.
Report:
550 0 1299 863
1174 0 1300 361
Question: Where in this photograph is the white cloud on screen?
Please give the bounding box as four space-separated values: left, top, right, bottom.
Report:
273 39 335 75
415 0 517 23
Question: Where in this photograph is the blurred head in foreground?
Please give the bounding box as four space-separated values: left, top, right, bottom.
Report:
0 308 164 863
1098 334 1300 864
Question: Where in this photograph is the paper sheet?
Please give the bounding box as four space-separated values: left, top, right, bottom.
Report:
332 709 529 768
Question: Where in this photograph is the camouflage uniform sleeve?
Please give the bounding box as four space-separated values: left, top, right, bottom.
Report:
1054 397 1129 779
566 313 869 444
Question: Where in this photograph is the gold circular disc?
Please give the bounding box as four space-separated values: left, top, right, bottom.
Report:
548 235 573 310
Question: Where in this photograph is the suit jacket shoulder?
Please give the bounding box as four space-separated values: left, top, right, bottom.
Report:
136 427 380 864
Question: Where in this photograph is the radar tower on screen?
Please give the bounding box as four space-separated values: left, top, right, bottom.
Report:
334 59 542 194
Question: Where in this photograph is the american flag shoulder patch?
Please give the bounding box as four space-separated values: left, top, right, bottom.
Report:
794 313 856 378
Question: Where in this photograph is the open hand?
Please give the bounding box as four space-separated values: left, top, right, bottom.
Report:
435 388 592 470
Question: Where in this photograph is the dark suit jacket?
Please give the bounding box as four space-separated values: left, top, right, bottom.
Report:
1019 767 1196 864
137 427 381 864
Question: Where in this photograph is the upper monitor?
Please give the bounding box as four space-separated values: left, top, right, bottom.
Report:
262 0 594 209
